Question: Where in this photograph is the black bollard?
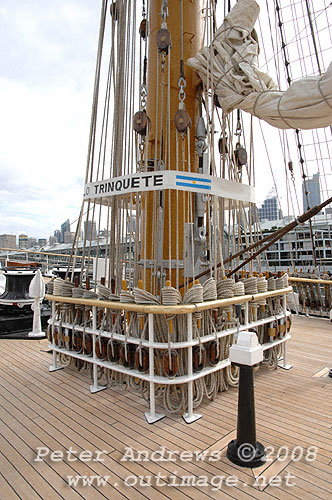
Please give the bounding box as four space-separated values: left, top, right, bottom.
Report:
226 330 265 468
227 364 265 467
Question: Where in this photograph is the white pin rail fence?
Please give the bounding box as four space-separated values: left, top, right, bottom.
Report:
46 286 292 424
288 277 332 318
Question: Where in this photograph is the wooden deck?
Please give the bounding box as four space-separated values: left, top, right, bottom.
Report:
0 315 331 500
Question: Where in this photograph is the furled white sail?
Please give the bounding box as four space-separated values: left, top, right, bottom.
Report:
187 0 332 130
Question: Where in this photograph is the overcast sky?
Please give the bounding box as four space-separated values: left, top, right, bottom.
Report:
0 0 101 239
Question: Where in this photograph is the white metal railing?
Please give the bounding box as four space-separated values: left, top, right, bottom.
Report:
46 286 292 423
288 277 332 317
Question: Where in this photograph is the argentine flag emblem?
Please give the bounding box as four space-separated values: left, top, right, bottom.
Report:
175 174 212 190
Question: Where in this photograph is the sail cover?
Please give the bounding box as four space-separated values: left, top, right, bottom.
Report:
187 0 332 130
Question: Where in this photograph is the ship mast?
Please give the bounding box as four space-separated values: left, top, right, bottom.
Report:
143 0 203 293
46 0 301 423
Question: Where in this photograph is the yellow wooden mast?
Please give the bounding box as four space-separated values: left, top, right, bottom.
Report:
143 0 203 292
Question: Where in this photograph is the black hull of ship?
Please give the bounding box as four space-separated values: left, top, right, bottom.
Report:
0 268 50 338
0 305 50 338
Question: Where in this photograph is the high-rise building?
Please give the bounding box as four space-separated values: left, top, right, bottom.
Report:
302 172 321 211
19 234 29 249
0 234 16 249
38 238 47 247
49 236 58 246
64 231 75 244
257 196 282 222
54 230 61 243
84 221 97 241
61 219 71 243
27 237 37 248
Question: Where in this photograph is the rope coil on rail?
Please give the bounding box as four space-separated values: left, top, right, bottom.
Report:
120 289 135 303
53 277 65 296
233 280 245 310
233 281 245 297
97 284 120 301
268 277 276 291
161 283 182 305
72 287 85 298
217 278 234 299
46 280 54 294
217 277 234 315
244 276 258 294
183 282 203 322
203 278 217 301
276 276 286 290
133 287 161 304
256 276 268 306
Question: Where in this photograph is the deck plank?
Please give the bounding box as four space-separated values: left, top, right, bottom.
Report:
0 315 331 500
0 471 21 500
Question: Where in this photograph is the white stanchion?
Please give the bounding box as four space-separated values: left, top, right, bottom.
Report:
28 270 46 338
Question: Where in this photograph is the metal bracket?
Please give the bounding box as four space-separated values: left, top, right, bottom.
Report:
138 259 184 268
144 411 165 424
182 412 202 424
49 365 64 372
90 384 107 394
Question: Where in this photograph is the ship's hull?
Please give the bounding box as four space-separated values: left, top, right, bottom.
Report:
0 268 50 337
0 304 50 337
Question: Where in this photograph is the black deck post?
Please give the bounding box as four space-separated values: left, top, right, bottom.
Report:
227 363 265 467
226 330 266 468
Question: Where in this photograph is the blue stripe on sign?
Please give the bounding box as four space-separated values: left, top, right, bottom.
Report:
176 175 211 183
176 181 211 190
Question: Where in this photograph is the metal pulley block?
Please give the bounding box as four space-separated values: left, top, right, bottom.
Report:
156 28 172 52
195 116 207 156
288 160 295 181
234 142 247 166
193 345 206 372
133 110 150 135
135 346 149 373
174 109 191 133
110 2 118 20
120 343 136 368
218 133 228 155
139 19 148 40
162 350 179 377
208 340 220 366
214 94 221 108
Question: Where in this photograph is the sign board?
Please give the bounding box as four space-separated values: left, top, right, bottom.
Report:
83 170 255 204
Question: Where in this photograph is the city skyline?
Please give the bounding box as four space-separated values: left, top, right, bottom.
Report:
0 216 77 249
0 215 101 249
